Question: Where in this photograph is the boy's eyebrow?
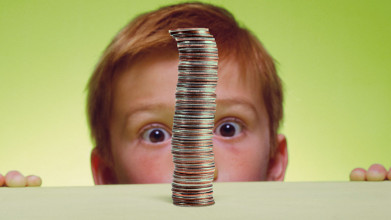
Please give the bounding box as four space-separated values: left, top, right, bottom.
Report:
216 98 258 113
125 102 174 118
215 98 260 121
125 98 258 119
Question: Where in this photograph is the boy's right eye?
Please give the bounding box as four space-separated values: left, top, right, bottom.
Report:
141 126 171 144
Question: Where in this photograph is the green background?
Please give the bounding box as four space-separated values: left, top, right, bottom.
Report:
1 0 390 186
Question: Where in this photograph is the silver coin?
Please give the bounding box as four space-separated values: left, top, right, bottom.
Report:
170 27 218 207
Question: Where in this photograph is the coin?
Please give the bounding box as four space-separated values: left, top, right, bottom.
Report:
169 28 218 207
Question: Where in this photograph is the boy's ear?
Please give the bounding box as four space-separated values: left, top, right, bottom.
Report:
91 148 118 185
266 134 288 181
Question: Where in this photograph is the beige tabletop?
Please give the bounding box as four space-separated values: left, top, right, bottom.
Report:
1 182 390 219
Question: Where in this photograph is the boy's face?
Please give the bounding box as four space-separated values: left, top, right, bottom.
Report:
91 51 287 184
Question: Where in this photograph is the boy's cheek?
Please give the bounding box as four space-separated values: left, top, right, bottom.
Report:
213 138 268 181
114 144 174 184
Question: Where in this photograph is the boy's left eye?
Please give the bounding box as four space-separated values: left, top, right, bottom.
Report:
215 121 242 138
141 127 171 144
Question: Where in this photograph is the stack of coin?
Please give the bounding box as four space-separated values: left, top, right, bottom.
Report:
169 28 218 207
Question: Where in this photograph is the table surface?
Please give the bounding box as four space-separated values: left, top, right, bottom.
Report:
1 182 390 219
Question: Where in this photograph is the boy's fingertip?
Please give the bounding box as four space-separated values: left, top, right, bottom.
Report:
26 175 42 187
5 171 27 187
0 174 5 186
367 164 387 181
350 168 366 181
387 168 391 180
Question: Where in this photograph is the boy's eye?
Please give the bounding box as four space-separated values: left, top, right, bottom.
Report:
142 127 171 143
215 121 242 138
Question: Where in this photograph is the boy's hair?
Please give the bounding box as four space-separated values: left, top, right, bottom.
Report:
87 2 283 160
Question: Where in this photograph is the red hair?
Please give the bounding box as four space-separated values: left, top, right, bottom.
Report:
87 2 283 159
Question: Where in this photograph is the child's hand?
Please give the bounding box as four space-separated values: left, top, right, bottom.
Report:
350 164 391 181
0 170 42 187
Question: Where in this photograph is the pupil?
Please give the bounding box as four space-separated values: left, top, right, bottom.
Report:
220 123 235 137
149 129 164 142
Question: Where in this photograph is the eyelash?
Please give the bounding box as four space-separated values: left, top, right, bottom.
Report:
139 117 245 144
139 124 171 144
214 117 245 138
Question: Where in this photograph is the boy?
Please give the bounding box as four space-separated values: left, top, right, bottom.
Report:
86 2 390 184
0 2 389 186
87 2 287 184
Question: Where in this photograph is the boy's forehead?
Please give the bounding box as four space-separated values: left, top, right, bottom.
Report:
121 51 260 90
111 51 265 118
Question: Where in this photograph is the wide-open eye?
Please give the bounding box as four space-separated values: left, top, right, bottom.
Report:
142 127 171 144
215 121 242 138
